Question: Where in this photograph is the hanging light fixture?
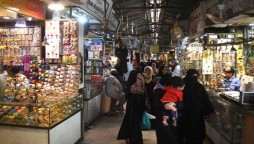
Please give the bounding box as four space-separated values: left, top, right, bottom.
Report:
15 17 26 27
48 0 64 11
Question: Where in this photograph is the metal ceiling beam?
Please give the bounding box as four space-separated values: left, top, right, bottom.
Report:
113 0 144 5
115 4 188 10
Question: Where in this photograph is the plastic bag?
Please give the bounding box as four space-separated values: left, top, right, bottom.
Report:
140 111 151 129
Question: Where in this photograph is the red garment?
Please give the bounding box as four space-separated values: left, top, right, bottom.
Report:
160 86 183 102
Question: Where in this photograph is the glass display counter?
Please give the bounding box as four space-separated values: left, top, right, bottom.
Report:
0 95 83 128
206 90 254 144
0 94 83 144
206 91 243 144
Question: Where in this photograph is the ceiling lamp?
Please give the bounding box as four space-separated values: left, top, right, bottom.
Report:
48 1 64 11
170 16 184 39
27 17 32 21
15 17 26 27
3 16 10 19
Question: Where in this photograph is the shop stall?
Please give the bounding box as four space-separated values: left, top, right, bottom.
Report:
0 3 85 143
182 27 254 144
83 37 104 125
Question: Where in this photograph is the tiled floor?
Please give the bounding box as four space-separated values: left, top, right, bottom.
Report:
83 115 213 144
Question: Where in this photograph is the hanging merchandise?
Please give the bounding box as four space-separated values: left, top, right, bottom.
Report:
62 21 78 63
45 20 60 59
0 27 41 67
202 49 213 75
171 19 184 39
45 20 79 64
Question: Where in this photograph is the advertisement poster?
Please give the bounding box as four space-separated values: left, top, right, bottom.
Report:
45 20 60 59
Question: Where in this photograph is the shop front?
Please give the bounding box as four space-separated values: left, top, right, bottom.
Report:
0 1 85 144
183 16 254 144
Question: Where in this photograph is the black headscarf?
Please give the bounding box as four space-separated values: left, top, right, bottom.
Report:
126 70 138 97
183 69 199 86
157 65 171 86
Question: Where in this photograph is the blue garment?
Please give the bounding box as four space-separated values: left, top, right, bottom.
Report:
162 110 178 120
223 76 240 91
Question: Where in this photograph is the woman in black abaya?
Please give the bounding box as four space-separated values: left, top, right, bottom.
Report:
117 69 146 144
178 69 215 144
157 65 171 86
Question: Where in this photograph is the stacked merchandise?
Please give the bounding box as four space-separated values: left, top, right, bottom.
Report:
183 43 203 74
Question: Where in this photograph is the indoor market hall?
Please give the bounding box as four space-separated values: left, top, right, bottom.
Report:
0 0 253 144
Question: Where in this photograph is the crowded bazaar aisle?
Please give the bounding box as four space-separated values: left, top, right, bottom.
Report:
83 115 214 144
83 115 157 144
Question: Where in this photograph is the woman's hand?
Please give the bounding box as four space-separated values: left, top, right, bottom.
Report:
164 102 177 111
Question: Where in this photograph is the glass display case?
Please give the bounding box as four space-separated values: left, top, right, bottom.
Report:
207 91 244 144
0 95 82 128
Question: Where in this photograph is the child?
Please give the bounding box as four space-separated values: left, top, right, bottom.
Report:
160 76 185 126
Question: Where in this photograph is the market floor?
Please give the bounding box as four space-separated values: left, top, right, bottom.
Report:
82 115 213 144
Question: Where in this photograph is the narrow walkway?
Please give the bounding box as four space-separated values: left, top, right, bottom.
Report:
83 115 213 144
83 115 157 144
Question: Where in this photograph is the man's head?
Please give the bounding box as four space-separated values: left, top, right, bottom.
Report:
115 38 123 48
224 67 235 79
7 66 20 77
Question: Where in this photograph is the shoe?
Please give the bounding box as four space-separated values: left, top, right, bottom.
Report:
162 121 168 126
145 112 156 119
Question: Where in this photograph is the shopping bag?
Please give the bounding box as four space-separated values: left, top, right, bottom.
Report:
141 111 151 129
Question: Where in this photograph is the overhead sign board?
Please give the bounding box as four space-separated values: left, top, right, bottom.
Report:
80 0 113 22
107 12 119 31
0 0 45 20
206 0 254 20
189 2 206 40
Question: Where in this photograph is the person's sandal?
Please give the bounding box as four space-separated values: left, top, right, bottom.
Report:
162 121 168 126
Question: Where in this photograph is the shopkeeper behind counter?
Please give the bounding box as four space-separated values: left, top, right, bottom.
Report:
219 67 240 91
0 65 29 97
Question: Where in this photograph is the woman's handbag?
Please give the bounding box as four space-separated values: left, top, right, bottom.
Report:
140 111 151 130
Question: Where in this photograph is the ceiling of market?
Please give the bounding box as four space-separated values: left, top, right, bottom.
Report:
112 0 200 49
40 0 200 49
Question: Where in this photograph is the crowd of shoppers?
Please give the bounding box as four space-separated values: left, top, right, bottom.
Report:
116 59 215 144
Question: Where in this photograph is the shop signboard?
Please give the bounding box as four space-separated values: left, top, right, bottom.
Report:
207 0 254 20
189 2 206 41
150 44 159 54
107 12 119 31
0 0 45 20
80 0 113 22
